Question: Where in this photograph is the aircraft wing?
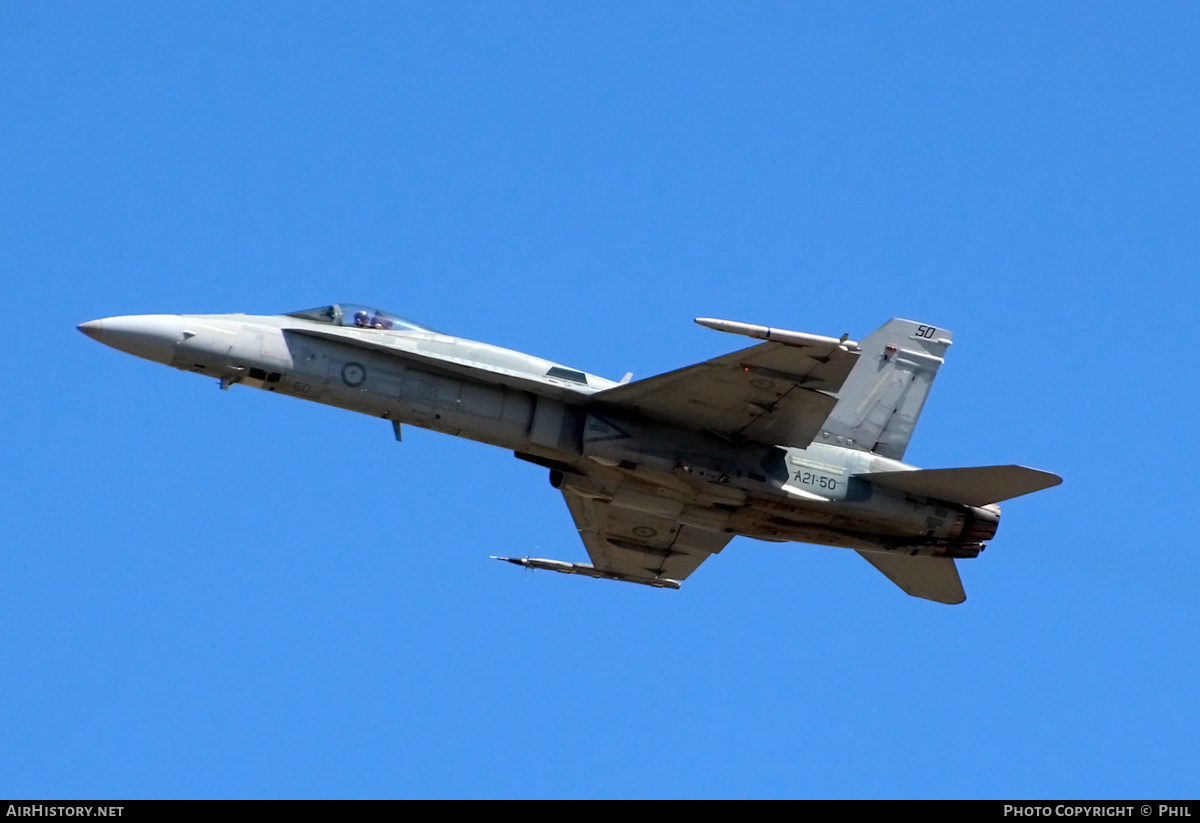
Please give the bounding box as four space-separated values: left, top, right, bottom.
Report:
559 474 733 585
593 338 859 449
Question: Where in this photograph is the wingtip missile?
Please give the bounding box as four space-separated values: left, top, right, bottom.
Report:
491 556 681 589
694 317 859 352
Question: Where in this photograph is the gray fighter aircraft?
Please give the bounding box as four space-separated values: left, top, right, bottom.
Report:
79 304 1060 604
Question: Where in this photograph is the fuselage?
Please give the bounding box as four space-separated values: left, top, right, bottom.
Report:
79 309 1000 561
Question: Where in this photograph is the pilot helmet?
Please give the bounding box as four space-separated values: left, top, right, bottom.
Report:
354 310 370 326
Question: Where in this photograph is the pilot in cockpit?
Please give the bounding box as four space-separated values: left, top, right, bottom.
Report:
286 304 436 334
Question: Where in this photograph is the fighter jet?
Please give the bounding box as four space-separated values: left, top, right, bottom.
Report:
78 304 1060 604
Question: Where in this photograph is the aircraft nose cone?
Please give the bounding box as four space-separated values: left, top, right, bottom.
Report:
77 319 104 341
78 314 183 366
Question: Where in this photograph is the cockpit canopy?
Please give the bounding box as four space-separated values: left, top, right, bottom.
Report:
285 304 438 333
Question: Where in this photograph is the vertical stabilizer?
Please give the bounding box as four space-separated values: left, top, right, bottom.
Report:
821 319 951 460
857 551 966 604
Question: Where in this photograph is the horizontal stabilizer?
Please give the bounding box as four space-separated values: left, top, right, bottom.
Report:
856 465 1062 507
857 551 965 604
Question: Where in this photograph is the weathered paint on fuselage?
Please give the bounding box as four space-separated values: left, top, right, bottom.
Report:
102 312 1000 559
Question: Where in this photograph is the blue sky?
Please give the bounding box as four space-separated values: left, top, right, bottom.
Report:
2 2 1197 798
